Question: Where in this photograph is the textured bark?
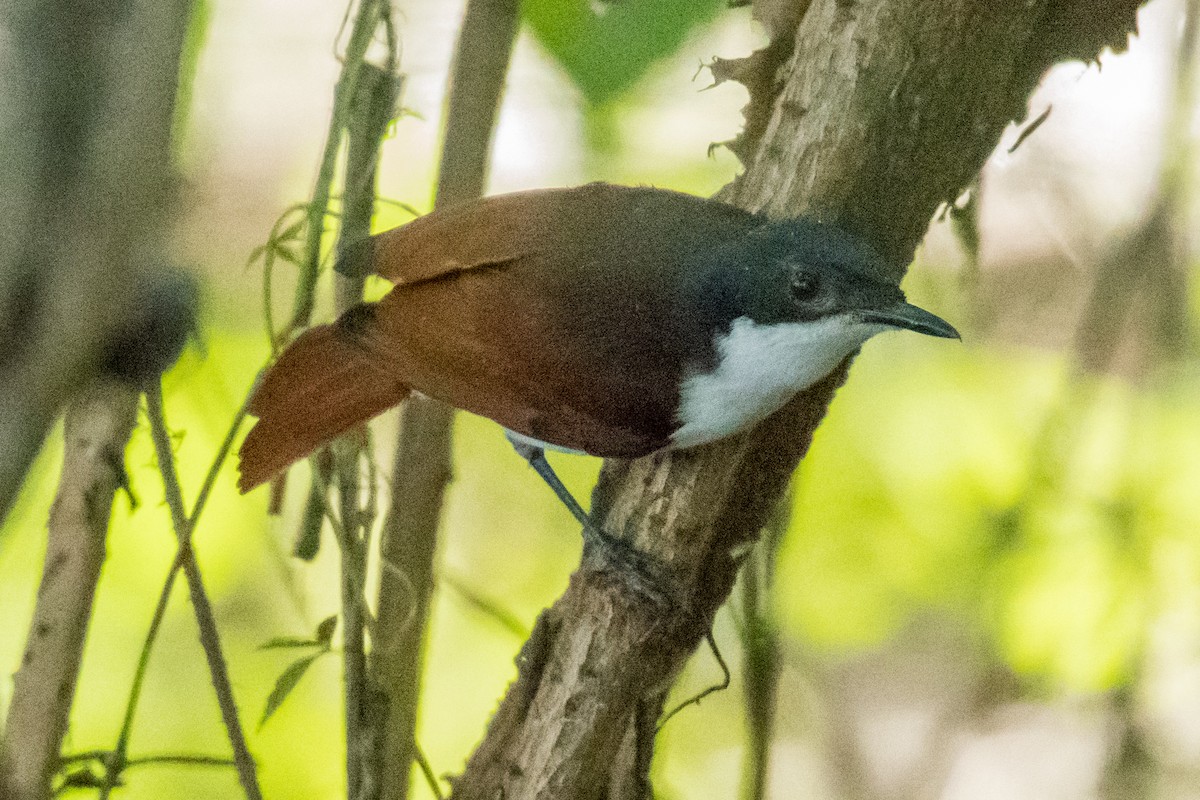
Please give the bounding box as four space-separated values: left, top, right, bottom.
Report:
0 381 138 800
721 0 1142 271
452 0 1145 798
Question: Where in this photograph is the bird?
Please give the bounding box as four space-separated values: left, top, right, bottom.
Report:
236 183 958 526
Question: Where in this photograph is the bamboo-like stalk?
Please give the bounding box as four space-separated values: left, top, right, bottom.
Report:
371 3 522 799
333 59 402 800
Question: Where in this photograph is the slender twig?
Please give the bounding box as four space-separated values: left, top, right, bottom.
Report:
657 631 732 731
737 494 787 800
62 750 234 769
413 744 446 800
144 382 263 800
96 391 253 798
255 202 309 352
289 0 385 332
77 386 249 799
125 754 235 769
96 544 187 800
56 756 235 797
336 467 372 800
188 395 253 528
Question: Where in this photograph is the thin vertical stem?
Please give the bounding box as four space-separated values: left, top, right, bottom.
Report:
145 383 263 800
332 51 402 800
738 495 786 800
372 3 522 799
289 0 384 333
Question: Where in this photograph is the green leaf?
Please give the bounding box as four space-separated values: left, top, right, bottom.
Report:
315 614 338 646
57 766 106 790
260 652 324 729
259 636 323 651
271 245 301 266
523 0 726 104
277 217 307 243
259 615 339 651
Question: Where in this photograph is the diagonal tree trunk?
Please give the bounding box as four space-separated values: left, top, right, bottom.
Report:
450 1 1145 798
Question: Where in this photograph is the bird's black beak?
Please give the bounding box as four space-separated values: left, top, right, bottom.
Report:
859 302 960 340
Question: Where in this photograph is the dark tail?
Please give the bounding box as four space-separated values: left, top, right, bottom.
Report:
237 314 408 492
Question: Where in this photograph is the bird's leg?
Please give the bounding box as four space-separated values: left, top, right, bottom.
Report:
507 437 674 606
523 448 593 530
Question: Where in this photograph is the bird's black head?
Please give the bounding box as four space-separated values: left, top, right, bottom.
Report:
691 217 959 341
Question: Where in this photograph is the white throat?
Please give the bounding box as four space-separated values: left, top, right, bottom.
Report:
671 315 884 449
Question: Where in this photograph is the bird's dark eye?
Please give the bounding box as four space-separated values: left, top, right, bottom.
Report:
791 272 820 302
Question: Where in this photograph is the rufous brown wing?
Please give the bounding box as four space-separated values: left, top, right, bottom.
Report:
237 183 763 491
237 319 409 491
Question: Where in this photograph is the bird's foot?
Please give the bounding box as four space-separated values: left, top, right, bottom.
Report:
511 440 679 608
578 519 679 610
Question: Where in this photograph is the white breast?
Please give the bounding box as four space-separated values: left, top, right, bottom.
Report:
671 315 884 449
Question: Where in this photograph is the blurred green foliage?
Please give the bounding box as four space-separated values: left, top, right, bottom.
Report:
523 0 726 104
779 328 1200 693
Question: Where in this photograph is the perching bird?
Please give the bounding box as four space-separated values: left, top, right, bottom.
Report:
237 183 957 514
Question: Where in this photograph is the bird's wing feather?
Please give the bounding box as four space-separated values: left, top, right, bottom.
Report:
362 184 763 456
360 183 758 286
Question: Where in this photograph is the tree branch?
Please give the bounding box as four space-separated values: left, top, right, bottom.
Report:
0 381 138 800
0 0 196 795
144 382 263 800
